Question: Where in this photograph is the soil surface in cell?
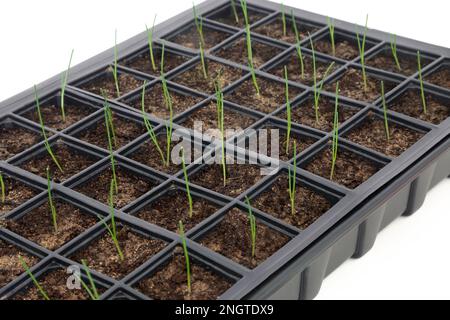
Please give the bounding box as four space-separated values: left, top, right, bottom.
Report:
174 60 242 94
199 208 290 269
79 71 144 99
210 7 267 28
190 164 265 198
253 174 333 229
305 147 381 189
123 49 189 76
170 25 230 50
279 96 359 132
135 249 233 300
254 18 319 44
227 77 302 114
129 83 203 119
325 68 396 102
215 38 283 68
0 125 41 161
0 239 39 288
345 113 425 157
77 113 145 150
71 226 166 280
0 177 39 217
313 36 362 60
5 200 96 251
425 65 450 89
74 167 156 209
20 142 98 183
366 50 425 76
389 89 449 125
135 189 220 232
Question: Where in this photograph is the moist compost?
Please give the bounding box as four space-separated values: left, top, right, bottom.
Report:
79 71 144 99
312 36 362 60
70 225 166 280
0 176 39 217
170 25 230 50
366 50 425 76
209 6 267 28
199 208 290 269
122 49 189 76
254 18 319 44
0 125 41 161
135 249 233 300
425 65 450 89
345 113 425 157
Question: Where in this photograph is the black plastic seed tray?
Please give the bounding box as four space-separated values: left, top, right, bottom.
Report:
0 0 449 300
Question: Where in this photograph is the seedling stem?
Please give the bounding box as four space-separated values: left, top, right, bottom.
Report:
245 196 257 258
46 167 58 233
146 15 158 72
327 17 335 56
0 173 5 203
291 12 304 79
113 30 121 98
231 0 239 24
215 82 227 186
193 3 205 47
181 147 193 219
281 3 287 37
330 82 339 180
381 81 390 141
60 49 74 122
390 34 402 71
284 66 292 155
19 256 50 300
178 220 192 294
417 50 427 114
356 15 369 92
288 142 297 216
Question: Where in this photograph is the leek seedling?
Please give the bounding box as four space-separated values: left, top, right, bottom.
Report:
281 3 287 37
98 180 124 261
231 0 239 24
46 167 58 233
417 50 427 114
199 40 208 79
287 142 297 216
0 173 5 204
284 66 292 155
60 49 74 122
113 30 121 98
381 81 390 141
178 220 191 294
327 17 336 56
34 86 63 173
103 100 118 193
390 34 401 71
160 45 174 167
244 197 257 258
309 38 335 123
78 259 100 300
145 15 158 72
215 82 227 186
356 15 369 92
240 0 260 95
330 82 339 180
181 147 193 219
141 81 165 166
291 11 304 79
19 256 50 300
193 3 205 47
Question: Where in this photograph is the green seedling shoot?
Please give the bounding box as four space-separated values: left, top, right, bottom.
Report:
291 11 305 79
178 220 191 294
287 142 297 216
417 50 427 114
356 15 369 92
381 81 390 141
193 3 205 47
244 196 257 258
284 66 292 155
34 85 63 173
215 81 227 186
141 81 166 166
327 17 336 56
181 147 194 219
113 29 121 98
390 34 401 71
146 15 158 72
281 3 287 37
160 45 174 167
240 0 260 95
46 167 58 233
199 40 208 79
103 98 118 193
60 49 74 122
330 82 339 180
19 256 50 300
231 0 239 24
78 259 100 300
0 173 5 204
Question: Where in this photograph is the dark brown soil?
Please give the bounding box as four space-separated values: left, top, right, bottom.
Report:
135 189 219 232
366 50 425 76
0 125 41 161
210 7 267 28
313 36 362 60
13 268 101 300
345 113 425 157
23 103 94 132
123 49 189 76
70 225 166 280
269 53 339 86
5 200 96 251
170 25 231 50
76 113 145 150
0 176 39 217
190 164 264 198
79 70 144 99
227 77 303 114
182 102 256 138
129 83 203 119
389 89 450 125
254 18 319 44
74 166 156 209
278 96 359 132
135 249 233 300
199 208 290 269
0 239 39 288
215 38 283 68
174 60 242 94
325 68 397 102
425 65 450 89
253 175 332 229
305 147 381 189
20 142 98 183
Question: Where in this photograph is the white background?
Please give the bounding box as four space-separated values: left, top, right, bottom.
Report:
0 0 449 300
